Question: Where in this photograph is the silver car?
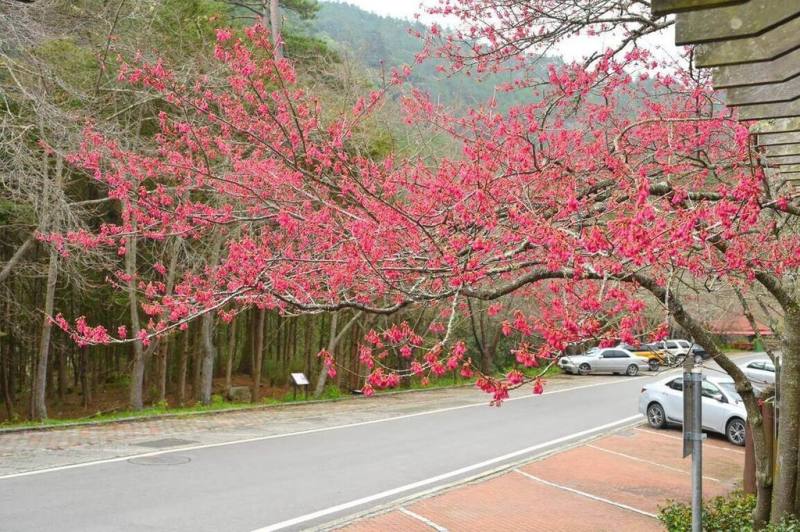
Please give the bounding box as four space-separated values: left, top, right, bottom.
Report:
640 374 747 446
739 358 775 393
559 347 650 376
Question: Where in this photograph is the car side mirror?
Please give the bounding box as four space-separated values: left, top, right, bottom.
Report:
717 394 727 403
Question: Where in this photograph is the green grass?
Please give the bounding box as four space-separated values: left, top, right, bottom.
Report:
0 397 274 431
0 366 564 430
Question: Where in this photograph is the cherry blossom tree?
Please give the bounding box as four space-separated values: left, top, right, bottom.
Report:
53 12 800 525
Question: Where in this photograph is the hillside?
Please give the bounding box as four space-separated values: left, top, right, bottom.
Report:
305 2 559 110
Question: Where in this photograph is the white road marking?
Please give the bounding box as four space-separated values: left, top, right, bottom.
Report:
399 507 448 531
514 469 658 519
0 376 645 480
249 415 643 532
586 444 721 482
634 428 745 454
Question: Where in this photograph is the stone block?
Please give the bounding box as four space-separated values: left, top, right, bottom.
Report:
226 385 252 403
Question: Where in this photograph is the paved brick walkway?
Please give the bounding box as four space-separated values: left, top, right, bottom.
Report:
335 426 744 532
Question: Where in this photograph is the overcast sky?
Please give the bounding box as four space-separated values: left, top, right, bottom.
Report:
325 0 426 20
322 0 678 64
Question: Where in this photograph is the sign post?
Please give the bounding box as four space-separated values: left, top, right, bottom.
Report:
290 372 309 400
683 365 704 532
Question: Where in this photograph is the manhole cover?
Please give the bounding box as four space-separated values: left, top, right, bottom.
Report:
135 438 196 449
128 455 191 466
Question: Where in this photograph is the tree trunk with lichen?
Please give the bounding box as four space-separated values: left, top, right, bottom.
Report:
773 309 800 522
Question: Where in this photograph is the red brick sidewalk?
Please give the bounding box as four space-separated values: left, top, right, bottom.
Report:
335 426 744 531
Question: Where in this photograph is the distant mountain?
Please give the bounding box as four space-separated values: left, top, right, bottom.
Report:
305 2 560 110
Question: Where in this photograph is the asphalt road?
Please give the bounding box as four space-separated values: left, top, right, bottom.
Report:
0 356 760 532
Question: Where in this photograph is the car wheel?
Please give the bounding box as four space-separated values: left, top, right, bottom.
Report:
626 364 639 376
727 418 746 446
578 363 591 376
675 354 686 367
648 359 660 372
647 403 666 429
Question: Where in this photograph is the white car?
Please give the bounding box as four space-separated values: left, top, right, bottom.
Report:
639 374 747 446
739 359 775 392
649 339 693 358
559 347 650 376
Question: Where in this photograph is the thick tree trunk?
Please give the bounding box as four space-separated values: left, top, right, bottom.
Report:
252 309 266 402
238 309 255 375
1 343 14 419
158 242 180 404
269 0 283 57
57 346 66 402
773 309 800 521
314 312 338 398
199 310 217 405
80 348 90 408
32 242 58 420
198 235 223 405
126 233 146 411
225 319 236 392
314 312 362 398
157 337 169 404
31 154 65 420
192 345 202 401
178 327 189 405
303 316 312 377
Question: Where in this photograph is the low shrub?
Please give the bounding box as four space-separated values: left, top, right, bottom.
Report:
320 384 341 400
659 491 753 531
659 492 800 531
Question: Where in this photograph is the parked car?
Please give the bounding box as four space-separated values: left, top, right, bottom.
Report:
647 339 705 365
639 374 747 446
559 347 650 376
690 344 711 361
617 343 665 371
739 358 775 392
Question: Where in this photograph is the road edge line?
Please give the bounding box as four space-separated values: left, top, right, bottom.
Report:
245 415 644 532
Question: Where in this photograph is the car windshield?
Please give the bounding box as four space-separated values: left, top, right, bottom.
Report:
718 382 742 401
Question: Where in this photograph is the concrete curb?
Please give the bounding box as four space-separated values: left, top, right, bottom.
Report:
310 418 646 531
